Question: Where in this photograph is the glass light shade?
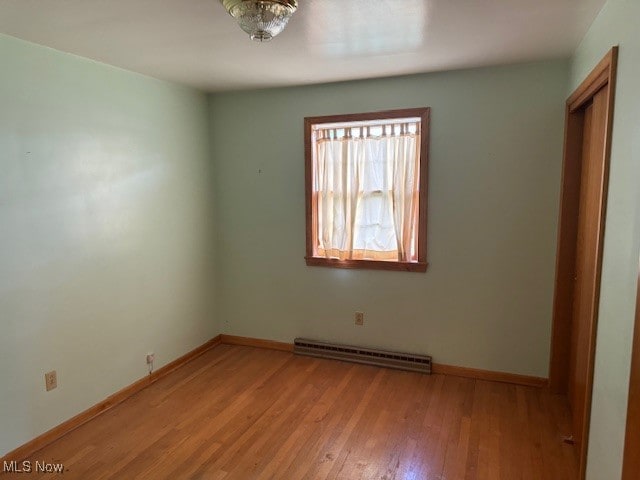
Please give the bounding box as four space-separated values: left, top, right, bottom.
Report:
221 0 298 42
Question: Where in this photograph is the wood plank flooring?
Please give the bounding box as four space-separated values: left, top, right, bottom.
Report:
2 345 578 479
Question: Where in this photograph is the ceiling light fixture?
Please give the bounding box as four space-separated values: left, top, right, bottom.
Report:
221 0 298 42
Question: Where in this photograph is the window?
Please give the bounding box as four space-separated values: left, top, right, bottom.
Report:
304 108 429 272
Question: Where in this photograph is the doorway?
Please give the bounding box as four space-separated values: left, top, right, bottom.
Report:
548 47 618 479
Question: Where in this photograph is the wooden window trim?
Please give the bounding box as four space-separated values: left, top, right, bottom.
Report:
304 108 430 272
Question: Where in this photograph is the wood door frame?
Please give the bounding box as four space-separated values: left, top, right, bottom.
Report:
548 46 618 479
622 265 640 478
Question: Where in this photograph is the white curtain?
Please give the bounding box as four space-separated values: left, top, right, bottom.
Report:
313 122 420 262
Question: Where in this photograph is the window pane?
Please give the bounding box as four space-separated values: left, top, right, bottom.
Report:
305 109 428 270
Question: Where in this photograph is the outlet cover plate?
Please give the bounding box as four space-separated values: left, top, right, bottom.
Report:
45 371 57 391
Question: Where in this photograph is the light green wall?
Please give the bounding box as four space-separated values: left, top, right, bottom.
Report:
569 1 640 478
211 60 569 378
0 34 217 456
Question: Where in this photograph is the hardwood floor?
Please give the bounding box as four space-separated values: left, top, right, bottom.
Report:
2 345 578 479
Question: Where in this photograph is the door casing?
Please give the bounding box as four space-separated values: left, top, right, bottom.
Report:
548 47 618 480
622 263 640 479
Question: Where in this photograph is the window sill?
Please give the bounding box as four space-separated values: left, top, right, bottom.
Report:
305 256 428 273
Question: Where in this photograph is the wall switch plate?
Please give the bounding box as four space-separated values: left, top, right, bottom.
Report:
355 312 364 326
45 371 57 391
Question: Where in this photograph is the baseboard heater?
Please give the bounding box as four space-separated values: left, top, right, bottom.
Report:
293 338 431 374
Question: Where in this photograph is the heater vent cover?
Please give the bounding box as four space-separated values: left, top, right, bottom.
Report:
293 338 431 374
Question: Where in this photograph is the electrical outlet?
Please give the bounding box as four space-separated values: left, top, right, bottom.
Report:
146 353 155 375
45 371 57 391
355 312 364 326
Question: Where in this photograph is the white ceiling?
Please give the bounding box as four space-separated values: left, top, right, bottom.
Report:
0 0 605 92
